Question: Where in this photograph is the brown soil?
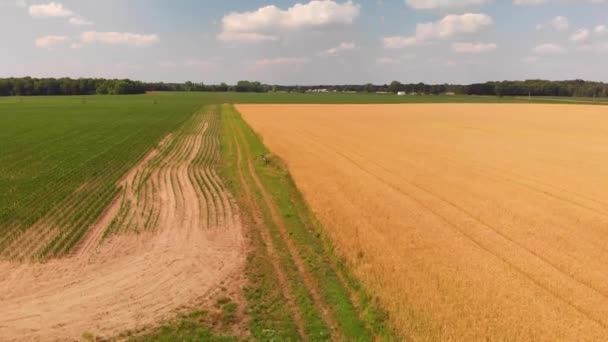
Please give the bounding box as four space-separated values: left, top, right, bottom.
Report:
0 111 246 341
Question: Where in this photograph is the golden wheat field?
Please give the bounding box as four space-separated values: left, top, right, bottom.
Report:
237 104 608 341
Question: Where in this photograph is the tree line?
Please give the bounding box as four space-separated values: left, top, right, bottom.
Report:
1 77 607 98
0 77 150 96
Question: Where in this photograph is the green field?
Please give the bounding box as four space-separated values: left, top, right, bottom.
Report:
0 94 204 258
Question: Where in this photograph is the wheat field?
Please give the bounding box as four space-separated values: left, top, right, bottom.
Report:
237 104 608 341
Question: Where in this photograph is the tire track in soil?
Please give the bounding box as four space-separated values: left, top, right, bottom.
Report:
0 110 246 341
231 112 343 340
227 111 308 340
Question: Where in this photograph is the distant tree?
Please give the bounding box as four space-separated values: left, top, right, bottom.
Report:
96 81 110 95
388 81 402 94
184 81 194 92
217 83 228 92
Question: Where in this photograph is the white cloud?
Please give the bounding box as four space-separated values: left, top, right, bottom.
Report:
383 13 493 48
406 0 489 10
595 25 608 35
253 57 309 67
218 0 360 42
569 28 590 42
551 16 569 31
217 32 278 42
513 0 548 5
383 36 418 48
515 0 607 4
535 16 570 32
69 16 93 26
533 43 565 54
28 2 72 17
452 41 497 53
35 35 69 49
80 31 159 47
319 42 356 56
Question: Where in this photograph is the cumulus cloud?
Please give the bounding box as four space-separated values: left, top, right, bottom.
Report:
69 16 93 26
533 43 565 54
595 25 608 35
218 0 360 42
383 36 418 48
515 0 607 4
28 2 72 17
319 42 356 56
217 32 278 42
80 31 159 47
383 13 493 48
513 0 548 5
452 41 497 53
569 28 590 42
405 0 489 10
551 16 569 31
35 35 69 49
28 2 93 27
535 16 570 31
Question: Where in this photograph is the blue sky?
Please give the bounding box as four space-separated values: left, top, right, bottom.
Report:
1 0 607 84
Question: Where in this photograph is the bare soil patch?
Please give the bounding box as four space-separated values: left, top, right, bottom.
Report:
0 111 246 341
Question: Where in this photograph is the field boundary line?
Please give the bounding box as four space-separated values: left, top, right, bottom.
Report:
225 107 308 340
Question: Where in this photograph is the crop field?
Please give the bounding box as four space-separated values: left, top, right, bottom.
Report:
0 94 205 259
0 93 394 340
0 101 246 340
218 104 393 340
238 103 608 341
0 92 537 261
3 92 607 340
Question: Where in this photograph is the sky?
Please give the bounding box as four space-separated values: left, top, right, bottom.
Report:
0 0 607 85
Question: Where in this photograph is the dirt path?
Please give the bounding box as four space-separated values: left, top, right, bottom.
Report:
226 107 358 340
0 110 246 341
227 115 308 340
240 137 342 339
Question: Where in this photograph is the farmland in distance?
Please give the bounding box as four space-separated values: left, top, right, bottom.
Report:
237 103 608 341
